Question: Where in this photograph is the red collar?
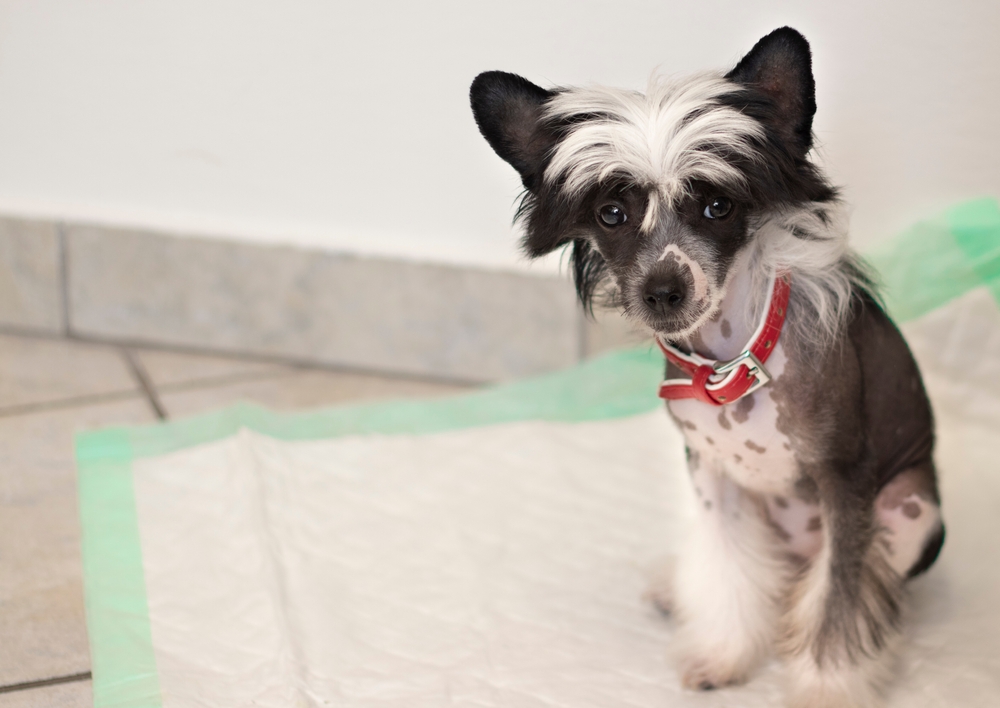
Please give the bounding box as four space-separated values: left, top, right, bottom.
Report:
656 272 791 406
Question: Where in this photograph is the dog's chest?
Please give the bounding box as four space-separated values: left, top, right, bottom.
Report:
668 343 799 495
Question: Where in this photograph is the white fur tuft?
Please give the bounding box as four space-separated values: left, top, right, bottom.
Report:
742 201 876 349
543 73 765 206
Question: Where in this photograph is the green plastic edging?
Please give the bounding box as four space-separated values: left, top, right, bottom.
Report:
868 197 1000 321
77 433 161 708
76 343 668 708
75 197 1000 708
77 344 668 463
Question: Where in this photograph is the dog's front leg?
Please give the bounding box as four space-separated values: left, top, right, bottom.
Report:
780 474 902 708
672 462 787 690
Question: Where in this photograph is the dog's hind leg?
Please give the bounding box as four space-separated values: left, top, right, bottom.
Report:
779 480 904 708
672 465 788 690
875 465 944 579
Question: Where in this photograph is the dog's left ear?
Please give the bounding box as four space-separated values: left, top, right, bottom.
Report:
470 71 556 192
726 27 816 157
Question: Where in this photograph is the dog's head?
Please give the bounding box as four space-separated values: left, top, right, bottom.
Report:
470 27 837 339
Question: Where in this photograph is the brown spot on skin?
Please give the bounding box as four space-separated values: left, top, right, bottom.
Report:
717 410 732 430
783 442 792 451
772 524 792 542
720 319 732 339
794 476 820 504
774 496 789 509
687 448 700 472
733 454 742 463
763 505 793 541
688 330 719 360
902 501 922 519
745 439 766 454
704 500 712 511
732 395 755 424
681 420 697 431
705 436 714 445
807 516 822 532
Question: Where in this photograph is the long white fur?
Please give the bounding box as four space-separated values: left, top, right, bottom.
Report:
779 527 900 708
674 466 788 689
784 643 897 708
543 73 766 220
744 202 871 348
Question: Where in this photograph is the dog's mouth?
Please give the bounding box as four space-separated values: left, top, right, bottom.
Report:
633 298 719 339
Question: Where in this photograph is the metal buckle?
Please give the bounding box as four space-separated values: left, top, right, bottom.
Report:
713 350 771 396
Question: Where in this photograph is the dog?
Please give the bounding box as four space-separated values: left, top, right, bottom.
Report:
469 27 944 707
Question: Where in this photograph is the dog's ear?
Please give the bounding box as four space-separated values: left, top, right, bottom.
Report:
726 27 816 157
470 71 556 192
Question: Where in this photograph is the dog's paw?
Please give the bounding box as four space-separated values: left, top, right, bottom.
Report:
678 652 751 691
783 649 890 708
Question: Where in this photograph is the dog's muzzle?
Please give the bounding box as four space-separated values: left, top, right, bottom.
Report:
640 262 694 319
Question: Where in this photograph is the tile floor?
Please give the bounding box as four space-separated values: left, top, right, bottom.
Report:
0 331 473 706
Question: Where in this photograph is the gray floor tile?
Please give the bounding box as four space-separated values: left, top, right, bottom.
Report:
132 347 286 390
0 399 154 687
0 679 91 708
159 368 475 419
0 335 138 411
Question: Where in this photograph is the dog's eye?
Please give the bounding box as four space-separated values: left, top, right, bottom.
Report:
598 204 627 227
703 197 732 220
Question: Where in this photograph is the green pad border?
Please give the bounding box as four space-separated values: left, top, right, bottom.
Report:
75 198 1000 707
867 197 1000 321
75 345 667 708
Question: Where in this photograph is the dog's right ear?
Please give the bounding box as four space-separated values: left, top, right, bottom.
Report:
470 71 556 192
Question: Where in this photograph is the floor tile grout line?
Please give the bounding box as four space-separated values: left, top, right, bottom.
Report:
0 327 489 388
0 389 146 419
0 351 474 420
152 367 302 395
122 349 168 420
57 221 72 337
0 671 92 695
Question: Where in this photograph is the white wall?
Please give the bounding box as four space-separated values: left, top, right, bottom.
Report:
0 0 997 272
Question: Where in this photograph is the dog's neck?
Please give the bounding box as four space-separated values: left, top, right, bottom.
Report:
681 251 763 362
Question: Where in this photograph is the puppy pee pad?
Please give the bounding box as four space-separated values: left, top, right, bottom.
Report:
77 199 1000 707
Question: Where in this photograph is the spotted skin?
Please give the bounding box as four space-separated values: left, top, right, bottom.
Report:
672 343 800 497
668 247 943 586
875 466 943 576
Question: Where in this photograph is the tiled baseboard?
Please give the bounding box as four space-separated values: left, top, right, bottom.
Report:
0 216 647 382
0 217 66 335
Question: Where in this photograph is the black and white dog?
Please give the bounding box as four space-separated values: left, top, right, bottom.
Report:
470 27 944 707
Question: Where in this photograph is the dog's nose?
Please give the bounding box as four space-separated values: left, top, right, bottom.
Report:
643 279 686 315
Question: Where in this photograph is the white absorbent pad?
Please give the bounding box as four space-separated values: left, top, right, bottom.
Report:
76 200 1000 707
